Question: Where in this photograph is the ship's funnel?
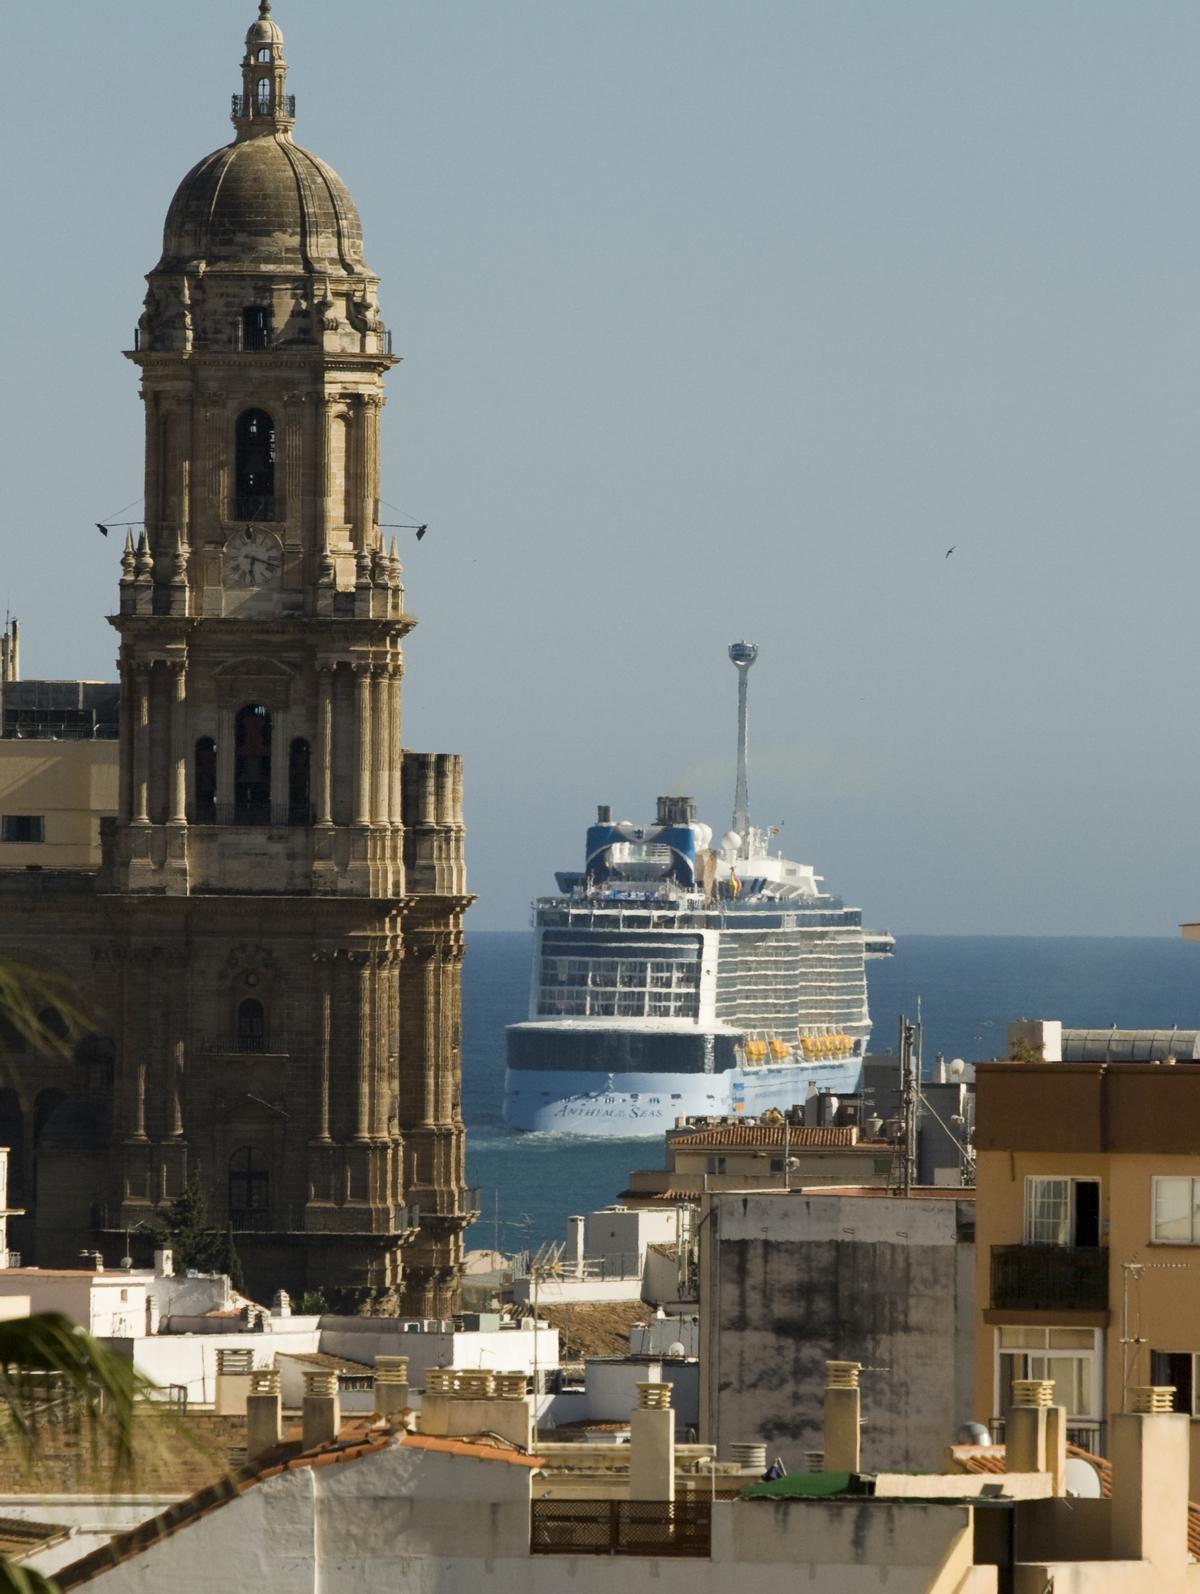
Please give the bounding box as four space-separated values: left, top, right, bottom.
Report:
728 641 758 856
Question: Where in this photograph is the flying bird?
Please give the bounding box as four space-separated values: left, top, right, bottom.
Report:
945 545 956 559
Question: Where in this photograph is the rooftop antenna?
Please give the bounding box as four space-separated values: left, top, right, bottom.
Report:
728 641 758 858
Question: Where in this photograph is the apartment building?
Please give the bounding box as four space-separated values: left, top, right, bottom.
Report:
974 1051 1200 1486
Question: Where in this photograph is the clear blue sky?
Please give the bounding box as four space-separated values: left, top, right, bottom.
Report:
1 2 1198 934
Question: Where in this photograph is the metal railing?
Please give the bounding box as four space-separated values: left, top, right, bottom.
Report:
228 1209 274 1233
990 1244 1109 1312
991 1416 1105 1457
233 495 281 522
202 803 311 828
531 1500 711 1558
205 1035 288 1057
232 93 296 118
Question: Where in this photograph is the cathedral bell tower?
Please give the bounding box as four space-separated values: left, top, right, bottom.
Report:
96 3 473 1310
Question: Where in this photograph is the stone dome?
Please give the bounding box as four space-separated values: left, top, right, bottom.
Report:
157 133 366 276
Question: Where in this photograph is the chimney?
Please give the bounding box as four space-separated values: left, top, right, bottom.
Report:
153 1248 174 1279
215 1347 254 1416
246 1369 282 1464
302 1369 341 1450
597 805 612 824
419 1368 532 1451
630 1382 675 1502
567 1215 586 1279
272 1289 292 1318
823 1361 861 1473
374 1355 410 1420
1005 1379 1065 1494
1110 1389 1191 1567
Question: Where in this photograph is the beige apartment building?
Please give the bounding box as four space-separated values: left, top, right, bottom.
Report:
623 1121 895 1204
0 737 118 870
974 1056 1200 1486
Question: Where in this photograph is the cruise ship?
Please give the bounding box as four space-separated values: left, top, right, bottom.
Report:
503 643 894 1136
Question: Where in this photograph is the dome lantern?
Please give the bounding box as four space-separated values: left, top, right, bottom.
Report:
234 0 294 140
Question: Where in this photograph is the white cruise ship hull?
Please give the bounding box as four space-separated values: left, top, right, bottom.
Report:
503 1055 865 1137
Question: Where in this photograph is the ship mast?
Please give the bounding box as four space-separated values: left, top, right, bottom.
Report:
728 640 758 858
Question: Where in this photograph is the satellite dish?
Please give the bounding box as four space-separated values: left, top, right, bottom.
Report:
1064 1457 1103 1499
947 1058 966 1080
667 1341 687 1358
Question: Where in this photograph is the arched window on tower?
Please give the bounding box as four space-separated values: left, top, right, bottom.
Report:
236 998 267 1054
235 409 276 520
242 306 270 351
257 47 273 63
228 1146 270 1218
195 736 217 822
288 738 311 825
256 75 273 113
234 704 272 823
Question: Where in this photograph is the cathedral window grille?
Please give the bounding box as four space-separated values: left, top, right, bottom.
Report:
288 738 311 825
234 409 277 520
229 1146 269 1213
236 998 267 1054
234 705 272 823
194 736 217 822
242 307 271 351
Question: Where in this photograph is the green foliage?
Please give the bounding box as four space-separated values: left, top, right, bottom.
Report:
0 1312 152 1479
160 1169 227 1277
296 1289 329 1316
0 963 89 1058
224 1227 246 1297
0 1559 61 1593
1008 1038 1044 1064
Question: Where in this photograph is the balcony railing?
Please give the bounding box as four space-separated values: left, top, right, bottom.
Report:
233 495 281 522
232 93 296 119
991 1416 1106 1458
197 803 312 828
205 1035 288 1057
228 1209 274 1233
990 1244 1109 1312
531 1500 711 1558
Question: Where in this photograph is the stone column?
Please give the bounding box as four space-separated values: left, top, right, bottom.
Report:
371 668 389 825
118 666 133 820
353 664 372 826
170 1040 184 1139
315 665 334 825
354 952 373 1141
216 706 234 818
132 664 151 825
356 396 379 546
313 952 333 1143
387 662 403 825
168 661 188 824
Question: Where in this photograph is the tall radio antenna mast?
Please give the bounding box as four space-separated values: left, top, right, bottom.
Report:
728 641 758 858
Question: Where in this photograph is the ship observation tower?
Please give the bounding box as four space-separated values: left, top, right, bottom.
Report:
728 640 758 856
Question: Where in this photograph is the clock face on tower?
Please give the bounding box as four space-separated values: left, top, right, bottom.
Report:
225 526 282 588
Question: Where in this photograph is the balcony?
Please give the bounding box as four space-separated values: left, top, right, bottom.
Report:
233 495 281 523
195 803 312 827
531 1500 710 1558
205 1035 288 1059
232 93 296 119
991 1416 1106 1458
990 1244 1109 1312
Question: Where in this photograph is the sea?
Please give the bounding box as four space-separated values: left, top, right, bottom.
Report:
462 931 1200 1253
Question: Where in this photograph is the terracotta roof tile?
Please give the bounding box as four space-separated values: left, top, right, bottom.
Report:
670 1125 861 1149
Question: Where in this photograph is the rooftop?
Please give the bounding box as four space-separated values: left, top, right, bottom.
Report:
56 1422 542 1590
669 1124 872 1149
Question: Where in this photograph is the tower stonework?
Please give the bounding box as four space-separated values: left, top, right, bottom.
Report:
0 5 473 1311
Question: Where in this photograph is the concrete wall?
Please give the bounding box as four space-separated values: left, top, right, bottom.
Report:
0 740 118 869
701 1191 975 1470
318 1320 558 1384
69 1442 994 1594
101 1325 322 1405
0 1273 145 1337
